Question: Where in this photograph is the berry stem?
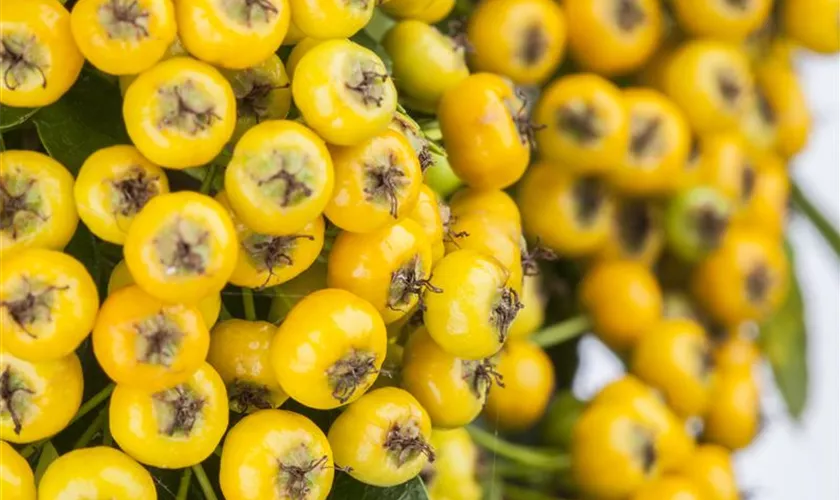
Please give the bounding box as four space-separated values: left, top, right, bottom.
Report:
70 383 115 425
466 425 569 470
176 467 193 500
192 463 219 500
791 181 840 258
200 163 219 195
530 315 590 348
242 287 257 321
73 407 108 448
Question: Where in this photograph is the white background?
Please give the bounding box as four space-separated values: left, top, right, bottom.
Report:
574 52 840 499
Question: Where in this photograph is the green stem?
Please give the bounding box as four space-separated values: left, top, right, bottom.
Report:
176 467 193 500
242 287 256 321
192 464 219 500
503 483 569 500
466 426 569 471
200 163 219 195
71 383 115 425
531 315 590 348
791 182 840 257
19 440 46 459
74 407 108 448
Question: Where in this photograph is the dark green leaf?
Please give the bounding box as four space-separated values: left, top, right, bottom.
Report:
33 442 59 484
351 31 393 73
328 475 428 500
760 243 808 420
33 69 129 174
0 106 39 131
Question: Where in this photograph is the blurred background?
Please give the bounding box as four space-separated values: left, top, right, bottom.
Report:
574 52 840 499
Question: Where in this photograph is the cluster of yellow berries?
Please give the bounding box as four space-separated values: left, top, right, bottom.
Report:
1 0 838 498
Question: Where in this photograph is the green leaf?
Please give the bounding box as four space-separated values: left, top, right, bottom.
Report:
328 475 429 500
365 9 396 41
33 69 129 174
0 106 39 131
760 243 808 420
33 442 59 484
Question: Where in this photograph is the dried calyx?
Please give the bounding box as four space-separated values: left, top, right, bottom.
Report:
157 80 221 135
155 218 211 276
462 357 504 400
98 0 151 40
446 18 473 54
630 115 663 160
0 175 45 240
490 287 523 343
384 420 435 467
1 34 48 91
617 200 653 255
112 168 159 217
573 176 606 226
364 152 408 219
237 77 288 121
345 59 389 107
0 367 33 435
520 23 548 65
252 150 315 208
755 89 776 126
228 0 279 27
278 450 328 500
327 350 378 404
716 70 743 107
440 206 469 248
740 163 756 203
558 101 602 145
229 380 272 412
745 264 772 304
0 277 67 337
388 255 441 312
154 384 206 437
521 239 557 277
691 205 729 250
615 0 646 32
508 89 545 148
242 233 315 287
134 312 184 366
633 426 658 475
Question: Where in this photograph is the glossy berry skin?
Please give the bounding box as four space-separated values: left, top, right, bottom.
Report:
692 228 788 326
703 367 760 451
631 476 704 500
224 120 334 236
0 441 35 499
400 327 496 429
423 250 522 360
518 162 615 257
175 0 290 69
483 341 555 432
38 447 157 499
107 259 221 329
631 319 713 417
207 319 289 413
593 375 695 472
122 57 236 168
93 284 209 391
328 387 434 487
383 21 469 113
70 0 177 75
781 0 840 54
109 363 229 469
292 39 397 146
220 409 335 500
467 0 567 85
324 130 422 233
221 54 293 144
533 74 629 173
289 0 373 39
328 219 432 324
572 401 660 500
0 151 78 259
438 73 531 190
270 289 387 410
74 145 170 245
678 445 739 500
0 0 84 107
564 0 662 76
123 191 238 304
0 350 83 444
672 0 771 41
580 260 662 352
0 249 98 362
